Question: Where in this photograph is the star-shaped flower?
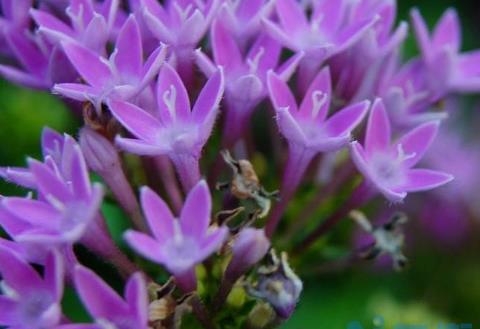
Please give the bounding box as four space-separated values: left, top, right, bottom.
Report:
349 99 453 202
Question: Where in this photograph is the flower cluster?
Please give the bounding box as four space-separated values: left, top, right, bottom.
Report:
0 0 477 328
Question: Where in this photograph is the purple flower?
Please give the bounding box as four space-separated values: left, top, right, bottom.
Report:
266 67 369 236
214 0 275 48
30 0 121 53
125 180 228 292
411 8 480 98
349 99 453 203
53 16 167 112
109 63 224 191
263 0 376 88
196 18 302 145
0 247 64 328
268 67 370 155
1 140 103 244
0 0 32 54
73 266 148 329
141 0 220 83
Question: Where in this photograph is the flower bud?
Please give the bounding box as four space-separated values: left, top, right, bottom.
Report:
79 127 119 175
227 228 270 279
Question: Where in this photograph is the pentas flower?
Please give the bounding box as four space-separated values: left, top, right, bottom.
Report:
73 266 148 329
141 0 220 83
54 16 167 112
349 99 453 203
125 180 229 292
266 67 369 235
0 247 64 329
263 0 376 89
0 0 32 54
1 144 103 244
109 63 224 191
215 0 275 49
411 8 480 99
196 18 303 145
0 30 76 89
30 0 121 53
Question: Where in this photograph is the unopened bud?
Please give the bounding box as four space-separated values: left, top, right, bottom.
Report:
79 127 119 175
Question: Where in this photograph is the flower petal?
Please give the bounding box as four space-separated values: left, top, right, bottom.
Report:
0 296 18 325
192 68 224 124
53 83 99 102
124 273 148 325
180 180 211 239
114 15 142 81
275 107 306 146
275 0 308 33
124 230 165 264
44 250 64 300
2 198 60 228
115 137 168 156
395 121 439 168
0 245 44 296
365 98 391 155
299 67 332 122
75 266 129 319
61 41 112 89
156 63 191 123
109 99 162 142
140 187 174 241
398 169 453 192
410 8 432 60
432 8 460 52
196 227 229 262
210 18 242 72
267 71 298 113
324 100 370 137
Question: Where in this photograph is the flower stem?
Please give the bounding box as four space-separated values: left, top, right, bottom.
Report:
154 156 183 214
292 181 376 256
170 153 201 192
265 146 315 238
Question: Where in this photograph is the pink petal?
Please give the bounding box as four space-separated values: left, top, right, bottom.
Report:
299 67 332 122
30 8 74 38
180 180 211 239
395 121 439 168
69 145 92 199
211 19 242 72
275 107 305 145
275 0 308 33
53 83 99 102
192 68 224 124
6 32 48 77
261 18 299 51
139 44 167 90
156 63 191 123
115 137 168 156
3 198 60 226
124 273 148 325
74 266 129 319
114 15 142 81
365 99 391 155
0 64 49 89
28 159 71 202
410 8 432 60
62 41 112 89
312 0 345 34
432 8 460 52
0 296 18 325
324 100 370 137
44 250 64 300
140 187 175 241
0 246 44 296
399 169 453 192
109 99 162 142
124 230 165 264
246 34 281 76
196 227 228 262
267 71 298 113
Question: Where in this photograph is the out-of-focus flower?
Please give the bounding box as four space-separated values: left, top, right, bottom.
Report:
73 266 149 329
196 18 302 145
349 99 453 203
125 180 228 292
0 0 32 54
0 247 64 328
109 64 224 190
141 0 220 83
30 0 121 53
54 16 167 112
411 8 480 99
263 0 376 89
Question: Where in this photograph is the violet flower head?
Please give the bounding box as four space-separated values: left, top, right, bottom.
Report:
74 266 148 329
30 0 121 53
411 8 480 98
109 63 224 190
0 0 32 54
54 15 167 112
196 18 303 145
1 138 103 244
125 180 228 292
0 247 64 328
349 99 453 203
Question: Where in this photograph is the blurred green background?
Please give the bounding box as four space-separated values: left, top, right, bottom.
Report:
0 0 479 328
